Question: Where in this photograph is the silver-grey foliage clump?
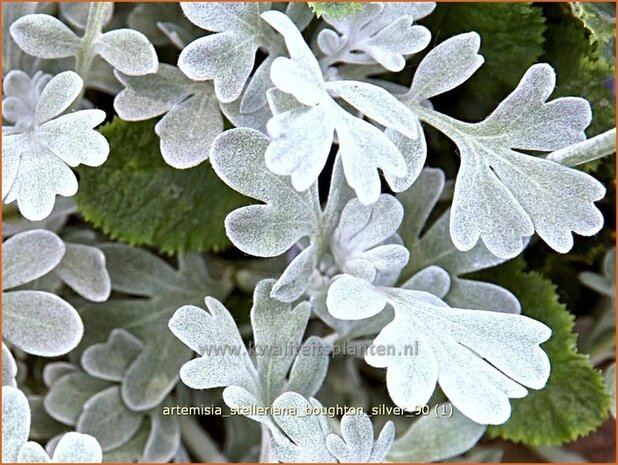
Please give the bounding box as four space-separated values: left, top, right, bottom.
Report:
1 1 615 463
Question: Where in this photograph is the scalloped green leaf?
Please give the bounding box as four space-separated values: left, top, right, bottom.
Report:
480 259 611 445
75 118 249 254
542 3 615 138
308 2 362 19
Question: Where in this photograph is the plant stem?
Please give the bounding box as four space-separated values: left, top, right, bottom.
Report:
179 416 227 462
546 128 617 167
73 2 111 105
259 424 272 463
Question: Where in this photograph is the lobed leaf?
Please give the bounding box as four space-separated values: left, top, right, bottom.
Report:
210 128 316 257
328 276 551 425
399 168 521 314
402 37 605 258
318 2 434 71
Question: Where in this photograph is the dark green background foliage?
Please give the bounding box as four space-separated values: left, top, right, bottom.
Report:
76 118 249 254
477 260 611 445
425 2 546 120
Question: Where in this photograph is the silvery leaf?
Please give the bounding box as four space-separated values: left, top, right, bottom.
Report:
3 71 108 221
171 278 333 430
326 414 395 462
313 287 395 340
43 362 78 389
252 280 311 404
3 290 83 357
327 276 388 321
169 297 257 393
179 2 274 102
387 403 485 462
210 128 317 257
114 65 194 122
43 363 178 462
2 343 17 387
4 387 101 463
27 396 66 441
327 279 551 424
240 54 276 113
211 128 350 302
2 229 65 290
270 392 336 462
285 1 314 31
399 168 521 314
369 421 397 462
51 432 103 463
319 2 433 71
81 329 144 382
383 118 427 193
286 336 331 398
95 29 158 76
261 10 417 205
17 442 50 463
97 424 150 463
403 38 604 258
97 243 182 297
3 386 30 463
402 265 450 299
44 372 111 426
270 245 318 302
155 90 222 168
33 71 83 125
10 14 80 59
219 91 271 134
157 21 197 49
142 411 181 462
54 242 111 302
76 387 142 451
3 197 76 237
222 386 268 424
331 194 408 286
406 32 484 102
10 8 158 79
265 105 335 192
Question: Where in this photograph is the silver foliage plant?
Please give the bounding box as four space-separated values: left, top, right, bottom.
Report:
1 1 615 463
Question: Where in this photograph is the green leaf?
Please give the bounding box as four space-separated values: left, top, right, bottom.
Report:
426 3 546 120
76 118 249 254
569 3 616 63
477 259 611 445
542 4 615 138
308 2 362 19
